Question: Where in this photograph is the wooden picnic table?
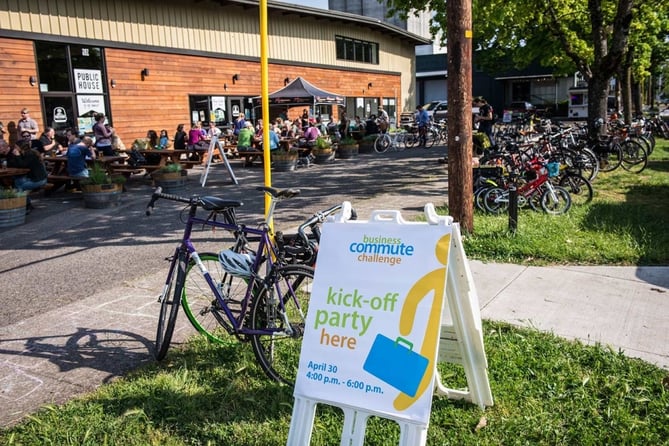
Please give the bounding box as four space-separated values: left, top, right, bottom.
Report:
0 167 30 187
43 155 126 175
137 149 188 167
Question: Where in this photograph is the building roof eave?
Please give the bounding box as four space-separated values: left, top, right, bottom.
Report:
209 0 431 46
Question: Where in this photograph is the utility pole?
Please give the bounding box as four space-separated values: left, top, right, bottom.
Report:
447 0 474 233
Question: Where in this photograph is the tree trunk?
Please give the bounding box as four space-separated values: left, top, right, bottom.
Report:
446 0 474 233
631 78 642 118
620 65 632 124
588 74 609 137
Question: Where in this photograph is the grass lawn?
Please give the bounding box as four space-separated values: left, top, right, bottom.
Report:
2 139 668 445
461 139 669 265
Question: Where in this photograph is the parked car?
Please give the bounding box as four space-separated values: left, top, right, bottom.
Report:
423 100 447 121
431 101 449 122
508 101 536 119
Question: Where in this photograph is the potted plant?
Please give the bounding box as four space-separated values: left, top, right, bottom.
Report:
358 133 378 154
80 162 125 209
336 135 359 159
312 136 335 164
0 188 28 227
151 163 187 193
271 147 299 172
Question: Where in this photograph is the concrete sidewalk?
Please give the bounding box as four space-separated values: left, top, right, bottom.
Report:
1 148 667 428
1 258 667 427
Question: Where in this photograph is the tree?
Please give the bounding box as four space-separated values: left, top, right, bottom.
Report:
446 0 474 232
387 0 637 134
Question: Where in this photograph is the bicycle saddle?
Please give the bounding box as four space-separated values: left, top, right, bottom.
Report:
199 196 243 211
256 186 301 199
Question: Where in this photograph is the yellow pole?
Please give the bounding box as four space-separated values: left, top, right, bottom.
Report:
259 0 272 225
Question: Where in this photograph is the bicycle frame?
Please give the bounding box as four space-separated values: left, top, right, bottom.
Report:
162 196 303 337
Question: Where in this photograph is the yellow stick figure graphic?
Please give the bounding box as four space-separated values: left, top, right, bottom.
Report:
393 233 450 411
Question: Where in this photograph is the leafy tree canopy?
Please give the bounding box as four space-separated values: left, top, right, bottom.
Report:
386 0 668 84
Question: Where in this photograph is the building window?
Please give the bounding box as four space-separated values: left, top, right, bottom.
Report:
189 95 229 126
35 41 108 134
335 36 379 64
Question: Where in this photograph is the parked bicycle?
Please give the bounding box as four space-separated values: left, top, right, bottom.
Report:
374 128 416 152
483 158 572 215
146 186 351 386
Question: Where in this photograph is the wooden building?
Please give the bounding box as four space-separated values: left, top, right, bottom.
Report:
0 0 428 143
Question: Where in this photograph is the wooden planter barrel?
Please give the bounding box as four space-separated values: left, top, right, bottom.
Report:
152 169 187 193
271 153 298 171
313 150 335 164
81 183 123 209
0 195 27 228
336 144 359 159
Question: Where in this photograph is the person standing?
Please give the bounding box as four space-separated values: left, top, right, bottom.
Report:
17 108 39 141
378 105 390 133
474 97 494 146
416 104 430 147
92 113 115 156
233 114 246 137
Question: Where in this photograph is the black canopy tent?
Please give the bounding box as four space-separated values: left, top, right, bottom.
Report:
251 77 345 109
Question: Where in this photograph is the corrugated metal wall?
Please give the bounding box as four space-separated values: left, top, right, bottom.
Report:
0 0 413 74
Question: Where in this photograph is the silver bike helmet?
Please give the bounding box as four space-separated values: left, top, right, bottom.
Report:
218 249 255 276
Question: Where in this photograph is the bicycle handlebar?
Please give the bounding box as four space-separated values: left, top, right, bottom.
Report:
145 186 197 216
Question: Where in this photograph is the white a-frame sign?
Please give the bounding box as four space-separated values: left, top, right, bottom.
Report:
200 136 238 187
287 203 493 446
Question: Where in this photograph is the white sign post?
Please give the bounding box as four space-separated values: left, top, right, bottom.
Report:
200 136 238 186
287 204 493 446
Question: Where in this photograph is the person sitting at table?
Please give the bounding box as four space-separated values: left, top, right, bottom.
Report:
280 121 292 139
157 129 170 150
7 140 47 212
143 130 162 165
17 129 44 153
38 127 64 155
237 121 258 166
365 115 380 135
292 118 303 137
206 121 222 140
173 124 187 150
353 116 367 137
92 113 115 156
186 122 206 161
302 119 321 148
65 131 95 178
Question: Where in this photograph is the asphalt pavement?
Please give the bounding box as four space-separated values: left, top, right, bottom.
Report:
1 146 667 428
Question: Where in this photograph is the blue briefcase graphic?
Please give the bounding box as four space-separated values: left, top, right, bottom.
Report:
363 334 429 397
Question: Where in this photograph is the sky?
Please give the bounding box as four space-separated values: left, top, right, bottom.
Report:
282 0 329 10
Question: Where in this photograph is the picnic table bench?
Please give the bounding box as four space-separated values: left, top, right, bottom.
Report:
45 174 81 194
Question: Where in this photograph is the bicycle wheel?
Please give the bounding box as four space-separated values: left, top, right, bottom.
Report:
577 147 599 181
404 132 418 148
374 134 391 153
559 173 593 206
424 128 437 148
474 185 492 212
596 144 622 172
620 139 648 174
181 253 251 344
483 187 509 214
540 185 571 215
155 250 186 360
249 264 314 386
631 135 652 156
